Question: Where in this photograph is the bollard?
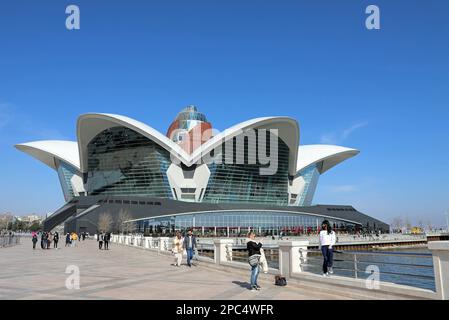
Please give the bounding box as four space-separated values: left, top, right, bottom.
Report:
213 239 234 264
278 241 309 279
428 241 449 300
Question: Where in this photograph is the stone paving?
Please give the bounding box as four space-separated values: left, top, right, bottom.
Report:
0 239 350 300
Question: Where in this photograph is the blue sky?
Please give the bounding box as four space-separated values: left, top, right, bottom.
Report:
0 0 448 227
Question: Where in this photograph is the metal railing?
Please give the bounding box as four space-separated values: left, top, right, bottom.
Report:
109 235 446 298
0 235 21 248
226 245 435 291
195 234 427 248
298 248 435 291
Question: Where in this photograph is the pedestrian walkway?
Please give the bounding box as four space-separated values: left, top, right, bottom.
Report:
0 240 351 300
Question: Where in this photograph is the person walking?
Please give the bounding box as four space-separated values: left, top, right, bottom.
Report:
71 232 77 247
247 231 262 291
104 232 110 250
319 220 336 277
183 229 196 267
47 232 53 249
98 232 104 250
65 233 71 247
53 231 59 249
32 233 38 250
40 232 45 249
172 232 183 267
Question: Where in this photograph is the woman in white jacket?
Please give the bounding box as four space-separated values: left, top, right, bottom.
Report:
319 220 336 276
172 232 183 267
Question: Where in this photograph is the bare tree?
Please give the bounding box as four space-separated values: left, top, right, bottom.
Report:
116 209 136 234
404 216 412 233
391 217 403 233
426 219 433 233
0 214 13 232
98 212 113 233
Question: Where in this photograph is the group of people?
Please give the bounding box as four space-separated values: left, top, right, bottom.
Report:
97 232 111 250
31 231 59 249
31 231 89 250
171 229 197 267
247 219 336 291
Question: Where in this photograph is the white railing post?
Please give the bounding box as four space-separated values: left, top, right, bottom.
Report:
134 236 140 247
278 241 309 278
159 237 169 251
144 236 152 249
428 241 449 300
213 239 234 264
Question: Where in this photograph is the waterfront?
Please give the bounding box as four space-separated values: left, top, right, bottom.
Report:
301 247 435 291
230 246 435 291
0 241 349 300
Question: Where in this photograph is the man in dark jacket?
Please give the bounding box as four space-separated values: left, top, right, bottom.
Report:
104 232 110 250
65 233 71 247
53 232 59 249
183 229 197 267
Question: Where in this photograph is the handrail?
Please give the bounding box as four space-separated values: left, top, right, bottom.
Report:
304 255 432 269
296 247 435 289
300 248 432 256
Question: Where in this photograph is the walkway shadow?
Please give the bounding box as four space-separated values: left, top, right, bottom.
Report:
232 281 252 290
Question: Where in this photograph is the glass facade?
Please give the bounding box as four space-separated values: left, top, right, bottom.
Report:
202 130 290 205
86 126 172 197
56 160 78 202
134 210 358 236
297 164 320 206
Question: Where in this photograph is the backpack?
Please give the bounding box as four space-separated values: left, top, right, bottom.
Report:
275 275 287 286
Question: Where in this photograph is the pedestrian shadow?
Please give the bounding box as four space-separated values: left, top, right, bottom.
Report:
232 281 251 290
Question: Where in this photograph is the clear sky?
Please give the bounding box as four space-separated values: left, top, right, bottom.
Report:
0 0 448 227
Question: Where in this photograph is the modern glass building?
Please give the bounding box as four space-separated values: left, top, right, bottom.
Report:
15 106 389 234
134 210 359 237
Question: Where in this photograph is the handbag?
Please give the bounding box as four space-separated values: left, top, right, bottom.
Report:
275 275 287 286
248 254 261 267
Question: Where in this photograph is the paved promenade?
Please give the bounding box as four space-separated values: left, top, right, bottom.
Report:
0 239 350 300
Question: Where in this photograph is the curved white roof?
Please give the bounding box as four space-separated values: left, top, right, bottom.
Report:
191 116 299 175
15 140 80 170
296 144 359 174
77 113 300 175
77 113 191 172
